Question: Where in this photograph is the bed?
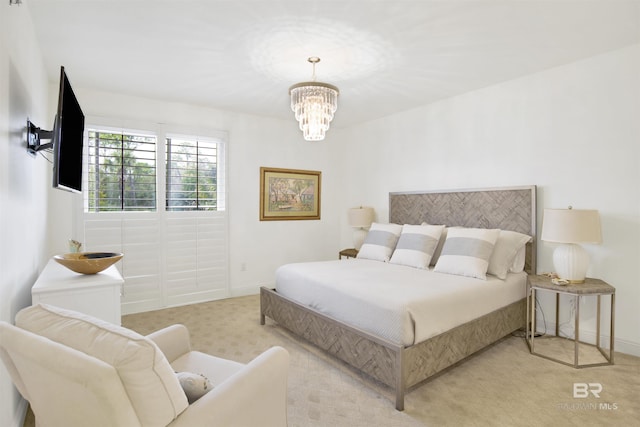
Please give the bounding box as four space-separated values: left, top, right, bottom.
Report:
260 186 536 410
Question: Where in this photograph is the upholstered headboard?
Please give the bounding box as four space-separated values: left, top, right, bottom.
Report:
389 186 537 274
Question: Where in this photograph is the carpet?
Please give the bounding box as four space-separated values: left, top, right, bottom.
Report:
24 294 640 426
122 295 640 427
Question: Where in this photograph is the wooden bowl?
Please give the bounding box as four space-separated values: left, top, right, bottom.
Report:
53 252 123 275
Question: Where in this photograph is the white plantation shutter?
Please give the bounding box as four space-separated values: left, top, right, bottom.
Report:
165 212 228 307
120 218 163 310
79 125 228 314
82 216 161 313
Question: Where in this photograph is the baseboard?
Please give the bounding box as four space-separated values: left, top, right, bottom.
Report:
536 319 640 357
612 337 640 357
230 284 261 298
122 289 230 315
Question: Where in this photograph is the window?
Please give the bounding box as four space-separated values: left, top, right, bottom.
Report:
87 129 157 212
80 125 229 313
166 136 220 211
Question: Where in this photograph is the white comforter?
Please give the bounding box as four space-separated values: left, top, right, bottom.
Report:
275 259 526 346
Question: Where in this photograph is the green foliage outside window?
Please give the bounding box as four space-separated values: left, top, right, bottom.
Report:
87 130 157 212
166 137 218 211
86 130 220 212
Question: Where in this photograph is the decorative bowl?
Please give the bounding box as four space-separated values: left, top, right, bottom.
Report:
53 252 123 275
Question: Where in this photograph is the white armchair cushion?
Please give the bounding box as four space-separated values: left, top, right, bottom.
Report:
0 321 141 427
16 304 189 426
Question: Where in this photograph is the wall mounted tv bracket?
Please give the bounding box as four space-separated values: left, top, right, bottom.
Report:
26 119 53 156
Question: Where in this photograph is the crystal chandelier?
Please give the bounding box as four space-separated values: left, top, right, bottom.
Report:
289 57 339 141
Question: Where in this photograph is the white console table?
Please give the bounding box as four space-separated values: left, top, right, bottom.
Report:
32 258 124 325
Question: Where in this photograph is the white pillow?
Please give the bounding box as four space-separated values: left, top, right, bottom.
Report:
487 230 532 279
389 224 445 269
176 372 213 403
434 227 500 280
510 246 527 273
357 222 403 262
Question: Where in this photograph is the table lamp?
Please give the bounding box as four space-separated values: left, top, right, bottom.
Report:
348 207 374 250
540 207 602 283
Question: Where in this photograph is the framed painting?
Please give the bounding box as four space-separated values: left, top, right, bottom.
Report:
260 167 321 221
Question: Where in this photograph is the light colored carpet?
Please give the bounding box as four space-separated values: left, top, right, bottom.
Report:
24 295 640 426
123 295 640 427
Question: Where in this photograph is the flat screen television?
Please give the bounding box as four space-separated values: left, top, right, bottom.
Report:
52 66 85 193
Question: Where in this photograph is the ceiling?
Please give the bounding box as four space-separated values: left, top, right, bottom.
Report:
27 0 640 128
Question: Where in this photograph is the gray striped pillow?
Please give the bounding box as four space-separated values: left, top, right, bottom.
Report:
389 224 445 269
434 227 500 279
356 223 403 262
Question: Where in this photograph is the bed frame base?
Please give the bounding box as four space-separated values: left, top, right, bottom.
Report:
261 286 525 410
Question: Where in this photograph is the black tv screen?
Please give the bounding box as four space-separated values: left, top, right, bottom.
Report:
52 67 85 193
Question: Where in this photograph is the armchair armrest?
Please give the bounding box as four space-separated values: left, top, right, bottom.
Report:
169 346 289 427
147 324 192 363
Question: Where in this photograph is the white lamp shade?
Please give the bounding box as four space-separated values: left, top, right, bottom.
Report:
541 208 601 283
541 209 602 244
348 207 374 228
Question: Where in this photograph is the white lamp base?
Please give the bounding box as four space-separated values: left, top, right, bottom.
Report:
352 228 368 250
553 243 589 284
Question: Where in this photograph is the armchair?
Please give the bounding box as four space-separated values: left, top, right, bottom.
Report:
0 304 289 427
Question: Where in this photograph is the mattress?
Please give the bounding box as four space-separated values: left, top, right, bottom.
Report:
275 259 527 346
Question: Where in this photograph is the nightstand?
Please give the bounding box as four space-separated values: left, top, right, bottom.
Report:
339 248 358 259
526 274 615 368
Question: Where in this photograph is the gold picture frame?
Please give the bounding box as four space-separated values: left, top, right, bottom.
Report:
260 167 321 221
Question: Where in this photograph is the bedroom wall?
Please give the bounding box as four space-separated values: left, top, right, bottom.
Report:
338 44 640 357
46 87 343 298
0 3 52 426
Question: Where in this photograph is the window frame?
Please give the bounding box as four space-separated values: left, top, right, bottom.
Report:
82 124 227 214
